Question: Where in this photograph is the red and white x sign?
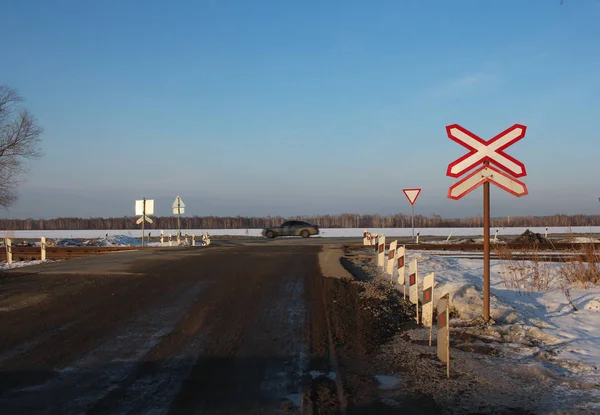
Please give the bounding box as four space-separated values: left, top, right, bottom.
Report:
446 124 527 178
448 164 529 200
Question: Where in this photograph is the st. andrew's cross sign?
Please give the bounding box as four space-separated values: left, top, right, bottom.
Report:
446 124 528 322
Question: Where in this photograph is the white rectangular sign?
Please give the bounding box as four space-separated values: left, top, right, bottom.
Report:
172 207 185 215
135 199 154 216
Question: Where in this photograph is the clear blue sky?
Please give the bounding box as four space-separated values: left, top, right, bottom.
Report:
1 0 599 219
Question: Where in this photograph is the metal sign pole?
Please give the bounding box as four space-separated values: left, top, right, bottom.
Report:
483 161 491 322
142 198 146 247
446 296 451 379
411 204 415 241
177 201 181 240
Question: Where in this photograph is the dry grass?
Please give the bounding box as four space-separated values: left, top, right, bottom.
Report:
494 244 554 295
494 242 600 296
557 243 600 288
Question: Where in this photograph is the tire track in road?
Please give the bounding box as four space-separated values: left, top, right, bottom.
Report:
167 246 319 415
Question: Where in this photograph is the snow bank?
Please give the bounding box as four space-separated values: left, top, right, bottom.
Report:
402 250 600 393
0 260 52 271
87 235 142 247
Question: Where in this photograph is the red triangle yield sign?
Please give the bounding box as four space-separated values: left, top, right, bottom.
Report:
403 188 421 205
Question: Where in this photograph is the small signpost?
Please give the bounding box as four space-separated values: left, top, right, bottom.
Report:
377 234 386 269
387 240 397 283
403 188 421 241
41 236 46 261
437 293 451 378
446 124 528 322
5 238 12 265
135 198 154 247
422 272 434 328
396 245 406 298
408 259 419 323
172 195 185 241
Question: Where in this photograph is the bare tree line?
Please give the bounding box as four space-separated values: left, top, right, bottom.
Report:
1 213 599 231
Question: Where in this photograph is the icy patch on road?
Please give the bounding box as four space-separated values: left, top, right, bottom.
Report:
309 370 336 380
375 375 403 390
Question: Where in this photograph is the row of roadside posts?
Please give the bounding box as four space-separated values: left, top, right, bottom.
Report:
3 237 47 266
157 231 211 247
364 231 451 378
2 232 212 266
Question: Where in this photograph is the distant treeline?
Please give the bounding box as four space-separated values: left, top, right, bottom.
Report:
1 213 600 230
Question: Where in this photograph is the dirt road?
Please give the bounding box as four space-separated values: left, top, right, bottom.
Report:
0 243 435 414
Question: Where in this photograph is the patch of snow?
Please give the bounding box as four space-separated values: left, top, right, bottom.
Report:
558 237 600 243
309 370 336 380
55 238 83 247
374 375 403 390
86 235 142 247
0 260 53 271
399 249 600 397
284 393 303 407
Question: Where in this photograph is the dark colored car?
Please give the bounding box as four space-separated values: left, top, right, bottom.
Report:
262 221 319 239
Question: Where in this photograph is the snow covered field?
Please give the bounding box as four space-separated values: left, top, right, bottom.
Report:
384 248 600 409
2 226 600 240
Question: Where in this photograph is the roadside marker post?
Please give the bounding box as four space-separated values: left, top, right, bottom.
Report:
437 294 451 378
363 229 370 246
168 234 172 247
192 234 195 246
377 234 386 269
397 245 406 298
5 238 12 265
446 124 528 323
416 231 420 244
422 272 434 328
160 230 164 246
387 240 397 283
494 229 499 242
40 237 46 261
545 227 549 238
408 259 419 323
403 188 422 241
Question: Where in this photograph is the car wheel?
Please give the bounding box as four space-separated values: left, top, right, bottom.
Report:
266 230 275 239
300 230 310 238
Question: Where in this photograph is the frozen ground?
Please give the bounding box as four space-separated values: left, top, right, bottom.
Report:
2 226 600 240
